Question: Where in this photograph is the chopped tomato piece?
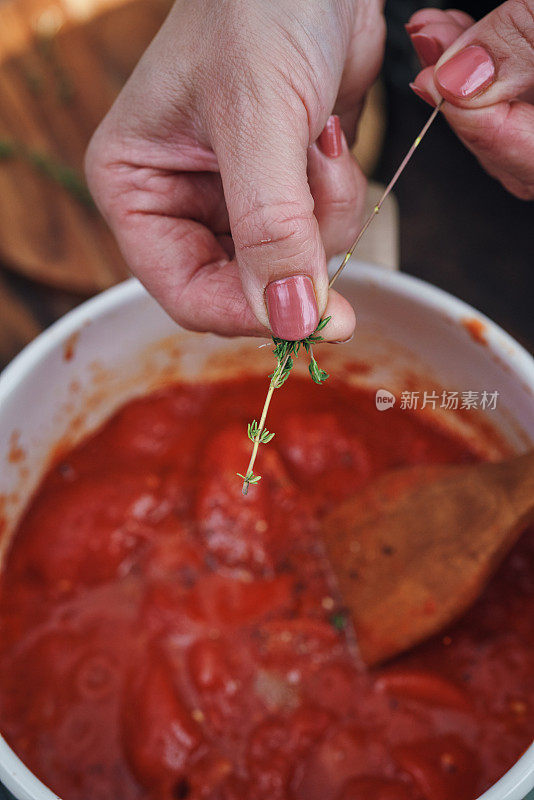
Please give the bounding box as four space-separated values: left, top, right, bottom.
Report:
122 655 202 787
393 735 480 800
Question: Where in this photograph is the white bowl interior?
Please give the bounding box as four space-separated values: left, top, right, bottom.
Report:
0 262 533 800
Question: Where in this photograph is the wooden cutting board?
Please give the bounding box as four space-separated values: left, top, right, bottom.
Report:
0 0 172 292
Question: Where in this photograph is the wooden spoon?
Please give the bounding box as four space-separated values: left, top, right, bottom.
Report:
322 451 534 667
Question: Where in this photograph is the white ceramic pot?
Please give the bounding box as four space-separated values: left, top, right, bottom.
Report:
0 263 533 800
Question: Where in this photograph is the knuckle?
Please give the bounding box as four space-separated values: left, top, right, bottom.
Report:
84 128 125 220
324 195 364 248
463 108 534 199
232 201 316 255
452 106 508 153
492 0 534 57
459 124 497 152
323 172 366 221
327 194 362 219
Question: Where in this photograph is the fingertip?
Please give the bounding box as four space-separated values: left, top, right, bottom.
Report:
319 290 356 343
410 32 444 68
409 82 437 107
410 67 442 106
444 9 475 28
317 115 343 159
308 137 366 260
406 8 449 32
406 21 425 35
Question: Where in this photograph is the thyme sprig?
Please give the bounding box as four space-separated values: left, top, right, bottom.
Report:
237 469 262 486
247 420 275 444
239 317 330 496
238 102 444 495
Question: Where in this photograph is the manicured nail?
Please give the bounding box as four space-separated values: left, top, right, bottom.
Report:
410 32 443 67
435 45 495 99
318 115 342 158
409 82 436 107
405 21 425 35
265 275 319 341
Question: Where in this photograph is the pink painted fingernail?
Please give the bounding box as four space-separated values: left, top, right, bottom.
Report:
435 45 495 98
318 115 342 158
405 21 425 35
265 275 319 341
409 82 436 107
410 32 443 67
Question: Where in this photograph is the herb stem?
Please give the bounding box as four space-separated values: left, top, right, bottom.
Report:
329 100 443 290
239 102 443 492
241 352 290 495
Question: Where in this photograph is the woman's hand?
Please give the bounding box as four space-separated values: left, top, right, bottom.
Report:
86 0 385 341
407 0 534 200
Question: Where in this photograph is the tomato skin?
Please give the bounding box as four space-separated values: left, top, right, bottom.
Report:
276 412 371 506
9 470 167 589
121 653 203 789
0 376 532 800
375 669 472 711
187 574 296 628
195 424 304 573
246 708 332 800
393 735 480 800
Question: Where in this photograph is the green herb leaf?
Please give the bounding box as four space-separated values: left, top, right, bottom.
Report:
315 316 331 332
237 469 262 495
309 356 329 385
239 316 332 490
247 420 275 444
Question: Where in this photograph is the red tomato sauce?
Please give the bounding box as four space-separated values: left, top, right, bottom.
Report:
0 376 532 800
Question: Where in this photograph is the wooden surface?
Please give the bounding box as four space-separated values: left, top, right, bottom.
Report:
0 0 172 292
